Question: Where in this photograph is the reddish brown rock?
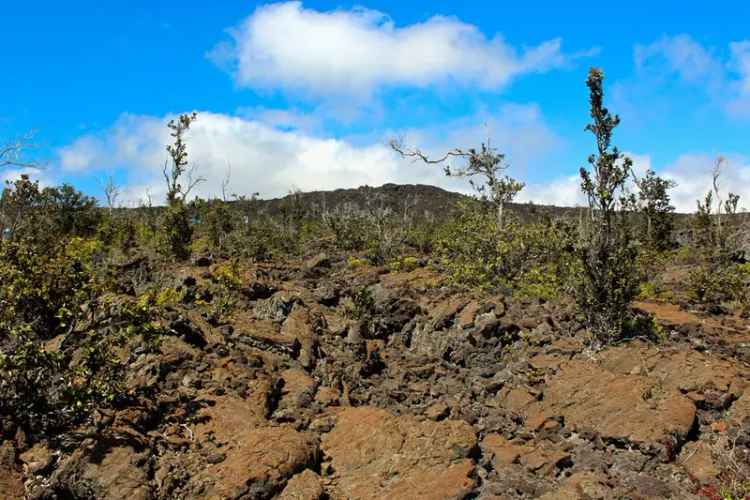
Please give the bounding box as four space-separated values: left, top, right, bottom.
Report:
201 426 318 499
0 441 24 500
282 306 321 369
321 407 477 499
278 469 325 500
79 446 152 500
498 387 538 415
538 471 612 499
456 301 481 329
429 297 469 330
527 360 696 454
481 435 571 477
601 345 746 402
281 368 317 407
679 441 720 483
728 393 750 428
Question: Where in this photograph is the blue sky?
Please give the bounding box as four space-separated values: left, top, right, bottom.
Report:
2 1 750 211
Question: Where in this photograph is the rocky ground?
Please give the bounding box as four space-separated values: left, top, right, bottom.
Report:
2 253 749 499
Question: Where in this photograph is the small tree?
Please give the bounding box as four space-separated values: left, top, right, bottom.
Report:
163 112 203 207
577 68 640 346
160 113 202 260
390 139 523 228
636 169 677 250
0 175 47 241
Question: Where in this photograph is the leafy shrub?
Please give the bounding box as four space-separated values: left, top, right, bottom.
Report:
433 201 576 298
0 237 156 434
199 200 234 252
213 260 243 290
159 204 193 260
687 262 749 311
0 239 94 339
388 255 420 273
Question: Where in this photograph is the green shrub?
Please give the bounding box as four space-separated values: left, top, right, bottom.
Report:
434 201 576 299
159 204 193 260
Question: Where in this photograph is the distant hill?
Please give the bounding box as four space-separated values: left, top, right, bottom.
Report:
253 183 586 222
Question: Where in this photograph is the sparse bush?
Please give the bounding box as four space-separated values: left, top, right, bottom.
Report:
202 200 234 251
688 158 747 312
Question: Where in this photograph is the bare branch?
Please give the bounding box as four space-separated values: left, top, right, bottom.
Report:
97 175 121 212
389 138 469 165
180 163 205 201
1 132 41 170
221 162 232 202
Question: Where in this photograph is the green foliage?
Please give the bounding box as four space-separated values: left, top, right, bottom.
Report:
344 286 376 322
637 169 676 250
347 255 367 268
199 199 235 252
159 203 193 260
43 183 101 237
0 238 94 339
688 161 747 312
0 176 100 243
324 208 371 252
687 262 749 310
388 255 420 273
434 201 576 298
0 234 163 434
576 68 640 345
625 314 667 343
213 259 243 290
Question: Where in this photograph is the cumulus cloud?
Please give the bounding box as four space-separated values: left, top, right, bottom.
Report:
208 1 588 100
54 105 564 206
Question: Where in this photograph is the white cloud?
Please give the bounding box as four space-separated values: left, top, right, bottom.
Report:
1 167 55 188
635 35 722 84
660 153 750 213
731 41 750 91
55 104 565 206
209 1 587 100
633 34 750 118
518 175 585 207
517 151 653 208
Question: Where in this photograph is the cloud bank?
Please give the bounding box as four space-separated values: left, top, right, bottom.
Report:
55 106 561 206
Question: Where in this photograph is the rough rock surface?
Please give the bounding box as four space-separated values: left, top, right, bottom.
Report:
321 407 477 499
6 256 749 499
525 360 697 454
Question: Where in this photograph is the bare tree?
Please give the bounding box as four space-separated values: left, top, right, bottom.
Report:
163 112 204 206
221 162 232 202
98 175 121 213
712 156 726 238
1 132 39 170
390 138 523 228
